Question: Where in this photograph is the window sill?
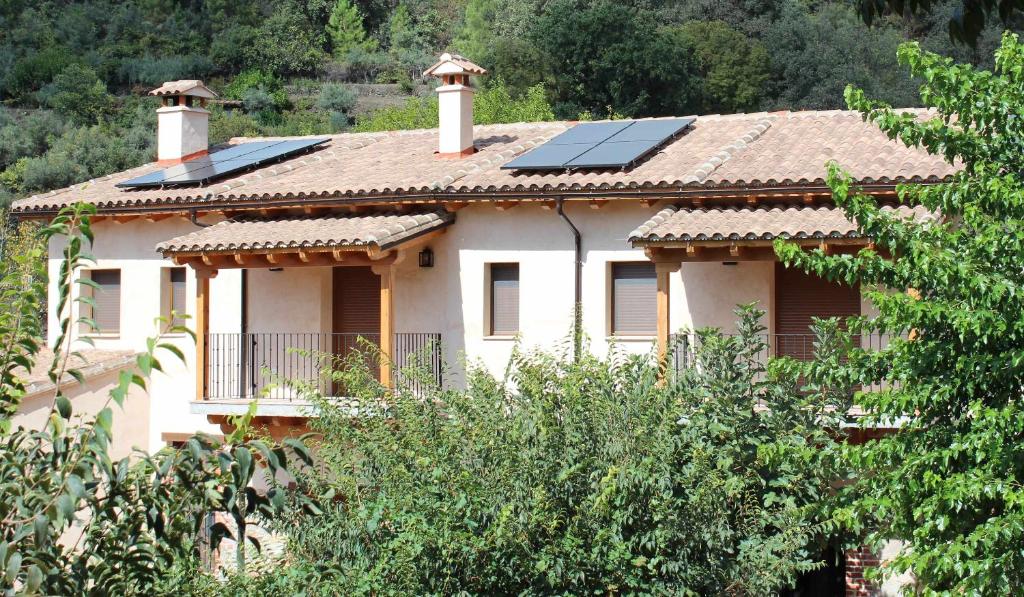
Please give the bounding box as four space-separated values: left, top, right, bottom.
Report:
483 335 518 341
82 333 121 340
606 335 656 342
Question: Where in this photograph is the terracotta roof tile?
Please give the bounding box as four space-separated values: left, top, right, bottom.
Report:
155 211 454 254
17 349 138 395
149 80 217 98
629 204 934 243
11 110 958 215
424 53 487 76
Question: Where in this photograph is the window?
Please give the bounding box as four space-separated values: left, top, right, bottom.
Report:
162 267 187 328
611 262 656 335
84 269 121 334
489 263 519 335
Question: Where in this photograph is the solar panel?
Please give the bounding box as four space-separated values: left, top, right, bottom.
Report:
501 117 694 171
566 140 663 168
545 121 632 145
117 137 329 188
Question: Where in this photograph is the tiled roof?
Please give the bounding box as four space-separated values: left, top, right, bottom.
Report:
155 211 454 254
424 53 487 76
11 110 957 215
628 204 934 244
17 349 139 395
149 80 217 98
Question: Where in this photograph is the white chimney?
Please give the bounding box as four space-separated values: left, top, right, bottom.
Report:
149 80 218 165
424 53 487 158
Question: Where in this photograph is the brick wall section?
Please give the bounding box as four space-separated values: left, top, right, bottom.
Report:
845 546 881 596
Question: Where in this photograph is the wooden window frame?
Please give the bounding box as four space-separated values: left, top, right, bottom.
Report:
81 268 122 336
486 262 520 337
161 267 188 332
609 261 657 337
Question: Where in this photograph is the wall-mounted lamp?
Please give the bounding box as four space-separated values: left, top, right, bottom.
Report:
418 247 434 268
721 261 738 266
269 267 283 272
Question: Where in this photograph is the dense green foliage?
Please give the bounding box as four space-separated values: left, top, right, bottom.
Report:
777 32 1024 593
0 205 318 593
354 80 554 131
230 307 848 594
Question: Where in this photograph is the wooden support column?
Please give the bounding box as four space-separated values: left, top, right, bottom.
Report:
373 264 395 388
194 268 217 401
655 261 681 376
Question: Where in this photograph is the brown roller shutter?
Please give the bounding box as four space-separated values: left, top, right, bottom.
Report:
87 270 121 334
332 267 381 387
490 264 520 335
333 266 381 335
169 268 186 327
612 262 657 335
775 263 860 359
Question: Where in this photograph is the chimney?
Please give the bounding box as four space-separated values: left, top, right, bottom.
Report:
148 80 218 166
424 53 487 158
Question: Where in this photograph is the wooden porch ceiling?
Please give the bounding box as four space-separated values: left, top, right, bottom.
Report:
644 238 878 264
168 227 445 271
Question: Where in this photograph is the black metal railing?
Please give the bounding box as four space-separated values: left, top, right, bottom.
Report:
205 332 442 400
670 332 892 380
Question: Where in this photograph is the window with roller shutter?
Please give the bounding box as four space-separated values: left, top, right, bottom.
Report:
84 269 121 334
489 264 519 335
162 267 187 328
775 263 860 359
611 262 656 335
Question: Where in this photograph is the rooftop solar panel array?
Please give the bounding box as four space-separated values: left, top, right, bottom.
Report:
117 138 329 189
501 118 694 171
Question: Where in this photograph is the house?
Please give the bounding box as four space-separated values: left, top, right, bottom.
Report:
10 53 953 596
12 54 953 450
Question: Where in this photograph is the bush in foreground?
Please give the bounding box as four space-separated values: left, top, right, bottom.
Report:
273 306 850 594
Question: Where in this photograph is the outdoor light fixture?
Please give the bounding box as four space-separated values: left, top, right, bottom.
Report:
269 267 283 272
722 261 738 266
419 247 434 268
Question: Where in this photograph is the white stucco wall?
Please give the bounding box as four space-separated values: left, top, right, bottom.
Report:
44 200 865 447
49 216 234 451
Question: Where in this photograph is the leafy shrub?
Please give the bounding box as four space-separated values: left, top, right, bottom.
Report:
0 109 68 171
42 64 114 126
224 70 284 101
275 305 846 594
355 80 555 132
475 79 555 124
3 47 76 100
117 54 215 86
0 205 320 593
316 83 358 113
244 8 328 77
242 88 279 114
209 108 262 146
19 125 152 193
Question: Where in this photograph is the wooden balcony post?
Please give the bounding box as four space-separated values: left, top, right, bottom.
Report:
655 262 681 377
195 268 217 401
373 264 394 388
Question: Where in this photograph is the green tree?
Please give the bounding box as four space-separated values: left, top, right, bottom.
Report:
453 0 498 64
0 205 320 592
857 0 1024 44
244 6 328 77
531 0 699 117
326 0 375 58
354 79 554 132
44 64 113 126
777 32 1024 593
672 20 770 113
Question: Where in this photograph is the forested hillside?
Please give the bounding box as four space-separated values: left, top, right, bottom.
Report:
0 0 1017 207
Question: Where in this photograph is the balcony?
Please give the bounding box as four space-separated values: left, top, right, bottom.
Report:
669 332 892 383
203 332 443 401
